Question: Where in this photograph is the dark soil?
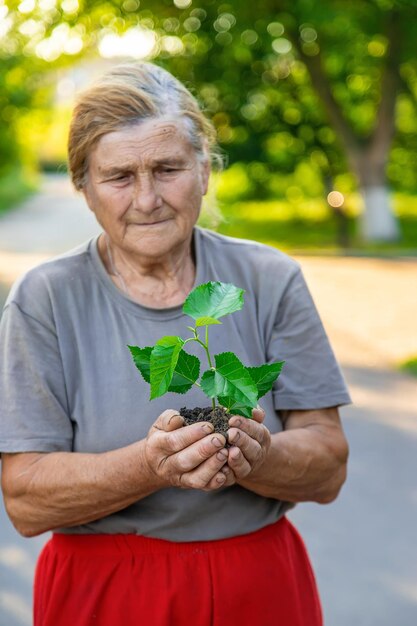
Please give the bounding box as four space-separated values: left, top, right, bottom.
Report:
179 406 230 440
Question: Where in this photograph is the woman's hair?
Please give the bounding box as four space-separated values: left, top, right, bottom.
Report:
68 62 221 190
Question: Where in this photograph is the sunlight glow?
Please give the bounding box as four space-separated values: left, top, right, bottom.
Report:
173 0 192 8
161 35 184 55
56 77 76 101
327 191 345 207
18 0 36 13
35 23 83 60
99 27 157 59
18 18 44 37
61 0 79 14
0 14 12 40
368 39 387 57
39 0 57 10
0 4 9 20
241 30 258 46
267 22 284 37
272 38 292 54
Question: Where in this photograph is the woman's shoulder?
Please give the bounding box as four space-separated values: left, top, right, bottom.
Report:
196 227 301 280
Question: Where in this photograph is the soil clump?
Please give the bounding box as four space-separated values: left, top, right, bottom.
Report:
180 406 230 441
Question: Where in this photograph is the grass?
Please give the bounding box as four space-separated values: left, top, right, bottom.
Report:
215 197 417 255
0 168 38 216
400 357 417 377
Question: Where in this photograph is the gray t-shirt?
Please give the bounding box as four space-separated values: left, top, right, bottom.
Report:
0 227 351 540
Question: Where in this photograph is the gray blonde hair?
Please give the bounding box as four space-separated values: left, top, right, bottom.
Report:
68 62 222 191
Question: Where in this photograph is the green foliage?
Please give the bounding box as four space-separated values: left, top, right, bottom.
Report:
128 346 152 383
150 336 185 400
216 194 417 253
247 362 286 399
129 281 284 417
128 345 200 395
182 281 244 321
3 0 417 228
200 352 260 419
168 351 201 394
399 356 417 378
0 167 38 215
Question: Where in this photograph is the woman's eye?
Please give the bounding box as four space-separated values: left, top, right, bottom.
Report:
158 167 179 175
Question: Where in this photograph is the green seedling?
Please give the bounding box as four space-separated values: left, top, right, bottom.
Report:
128 281 285 418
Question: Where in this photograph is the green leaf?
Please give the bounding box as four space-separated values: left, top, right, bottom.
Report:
168 350 201 394
128 344 200 396
183 282 245 322
200 352 258 409
217 396 254 419
150 336 184 400
247 361 285 399
195 316 222 327
127 345 152 383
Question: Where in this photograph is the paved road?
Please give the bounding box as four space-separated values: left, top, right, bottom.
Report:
0 175 416 625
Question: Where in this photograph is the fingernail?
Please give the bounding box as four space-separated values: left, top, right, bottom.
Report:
217 449 228 461
212 436 224 448
229 430 240 443
168 413 182 425
202 423 214 434
216 474 226 484
231 417 242 427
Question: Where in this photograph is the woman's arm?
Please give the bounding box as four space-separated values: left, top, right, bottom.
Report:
1 410 230 537
227 407 349 503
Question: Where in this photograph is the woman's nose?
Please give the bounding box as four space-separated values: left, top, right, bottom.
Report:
131 174 162 212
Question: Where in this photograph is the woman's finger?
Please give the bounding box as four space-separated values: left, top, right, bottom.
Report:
228 416 270 447
251 406 266 423
227 445 252 478
178 446 229 490
171 433 227 473
226 417 271 478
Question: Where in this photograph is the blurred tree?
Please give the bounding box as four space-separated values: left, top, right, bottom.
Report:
0 0 86 176
155 0 417 242
2 0 417 241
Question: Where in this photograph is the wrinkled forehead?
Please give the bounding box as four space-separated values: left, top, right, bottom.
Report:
89 118 198 170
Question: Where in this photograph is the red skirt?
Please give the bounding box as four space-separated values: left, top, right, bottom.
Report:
34 517 322 626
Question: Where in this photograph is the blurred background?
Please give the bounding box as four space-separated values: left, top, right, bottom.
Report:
0 0 416 624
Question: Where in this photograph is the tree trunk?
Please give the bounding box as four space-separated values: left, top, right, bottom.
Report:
290 9 403 243
354 152 401 242
359 185 400 242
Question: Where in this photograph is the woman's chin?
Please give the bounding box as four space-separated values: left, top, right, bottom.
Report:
126 234 188 260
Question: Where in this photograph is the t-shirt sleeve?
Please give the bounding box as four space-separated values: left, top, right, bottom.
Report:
267 267 351 410
0 302 73 453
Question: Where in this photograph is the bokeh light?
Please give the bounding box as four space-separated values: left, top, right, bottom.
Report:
327 191 345 208
272 38 292 55
99 27 157 59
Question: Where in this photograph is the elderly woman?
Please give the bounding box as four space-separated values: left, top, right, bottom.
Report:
0 63 350 626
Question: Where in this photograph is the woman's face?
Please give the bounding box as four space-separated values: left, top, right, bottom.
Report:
82 118 210 261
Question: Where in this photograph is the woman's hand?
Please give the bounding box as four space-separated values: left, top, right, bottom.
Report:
236 407 349 503
226 408 271 480
145 409 234 492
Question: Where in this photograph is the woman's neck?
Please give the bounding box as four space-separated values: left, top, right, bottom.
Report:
98 233 196 308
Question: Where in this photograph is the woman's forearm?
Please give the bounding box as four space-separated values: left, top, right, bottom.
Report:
1 441 163 537
1 410 231 538
237 410 349 503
